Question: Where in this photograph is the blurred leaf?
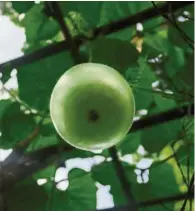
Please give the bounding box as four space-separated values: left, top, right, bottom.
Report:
176 52 194 90
0 103 35 149
176 143 194 167
22 4 60 43
133 89 153 111
90 37 139 73
107 28 135 41
164 45 185 78
141 119 182 153
117 131 140 155
99 2 131 26
132 57 156 110
184 4 194 17
46 168 96 211
12 1 34 14
17 51 73 111
168 20 194 49
100 1 150 26
5 178 47 211
154 94 177 112
0 99 12 119
143 16 164 30
137 57 157 87
174 200 194 211
92 161 137 205
127 1 151 14
142 33 168 58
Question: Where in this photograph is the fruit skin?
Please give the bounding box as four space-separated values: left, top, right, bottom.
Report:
50 63 135 151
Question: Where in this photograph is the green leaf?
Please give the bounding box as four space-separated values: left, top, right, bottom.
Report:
99 2 131 26
137 57 157 88
99 2 150 26
60 2 102 28
22 4 60 43
164 45 185 78
0 99 12 119
17 51 73 111
132 182 175 211
133 89 153 111
90 37 139 73
174 200 194 211
133 163 178 211
168 20 194 49
149 163 180 197
5 178 47 211
125 66 141 85
48 168 97 211
132 57 156 110
92 161 137 205
142 33 168 58
64 149 95 160
39 121 56 137
176 143 194 167
0 103 35 149
154 94 177 112
176 52 194 91
34 164 56 180
107 28 135 41
64 12 89 37
143 16 164 30
132 163 179 209
117 131 140 155
27 135 59 152
12 1 34 14
141 119 182 153
127 1 151 14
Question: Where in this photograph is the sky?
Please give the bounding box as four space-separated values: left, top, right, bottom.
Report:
0 12 151 210
0 15 25 64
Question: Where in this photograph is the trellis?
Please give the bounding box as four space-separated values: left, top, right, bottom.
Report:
0 1 194 211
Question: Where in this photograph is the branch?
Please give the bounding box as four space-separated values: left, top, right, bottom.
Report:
3 126 40 166
92 2 192 38
49 2 137 209
0 145 73 191
109 147 137 210
151 1 194 50
130 103 194 132
2 117 45 167
171 145 188 187
0 40 68 72
0 2 192 72
94 191 194 211
0 104 193 190
48 2 81 64
180 173 194 211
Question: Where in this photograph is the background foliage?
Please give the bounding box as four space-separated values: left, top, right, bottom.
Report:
0 1 194 211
